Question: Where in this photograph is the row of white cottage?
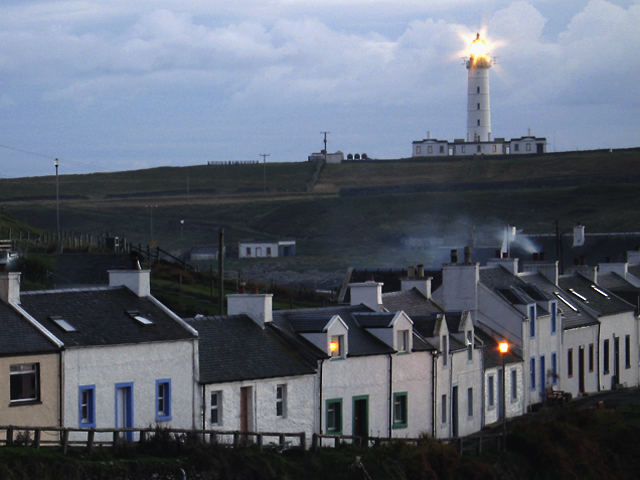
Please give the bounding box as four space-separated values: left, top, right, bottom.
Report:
0 252 638 446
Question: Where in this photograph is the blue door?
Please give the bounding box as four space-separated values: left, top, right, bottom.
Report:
115 383 134 441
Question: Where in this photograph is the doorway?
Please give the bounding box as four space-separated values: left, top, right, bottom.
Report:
452 386 459 437
115 383 133 441
352 396 369 445
240 386 254 432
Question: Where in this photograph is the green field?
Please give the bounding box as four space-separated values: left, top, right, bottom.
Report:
2 148 640 271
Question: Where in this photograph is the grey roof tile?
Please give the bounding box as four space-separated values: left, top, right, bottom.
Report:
382 288 443 316
0 303 59 355
559 274 634 316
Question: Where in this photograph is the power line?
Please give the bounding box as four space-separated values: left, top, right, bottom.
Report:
0 143 54 159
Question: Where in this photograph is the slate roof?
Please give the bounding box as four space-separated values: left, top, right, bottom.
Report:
522 272 599 330
381 288 443 317
629 265 640 278
475 326 523 369
19 287 195 347
0 303 59 356
479 266 525 290
186 315 317 384
558 274 634 316
352 312 396 328
272 305 394 357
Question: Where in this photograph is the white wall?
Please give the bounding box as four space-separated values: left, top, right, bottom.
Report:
238 242 279 258
63 340 196 441
202 374 317 448
598 312 638 390
561 325 599 397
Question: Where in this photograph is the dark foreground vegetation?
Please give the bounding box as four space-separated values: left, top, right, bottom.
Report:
2 400 640 480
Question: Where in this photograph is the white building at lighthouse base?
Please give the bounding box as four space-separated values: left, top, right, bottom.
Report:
412 134 546 158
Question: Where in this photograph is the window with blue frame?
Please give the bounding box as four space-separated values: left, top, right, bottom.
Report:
551 353 558 385
550 302 557 334
78 385 96 428
529 305 536 337
540 355 546 391
530 357 536 390
156 379 172 421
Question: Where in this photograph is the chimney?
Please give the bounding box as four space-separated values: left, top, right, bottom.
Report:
486 257 519 275
464 246 472 264
450 249 458 264
407 266 415 278
401 276 432 299
417 264 425 278
349 281 383 311
108 269 151 297
227 293 273 328
532 253 539 261
0 272 20 304
521 260 559 286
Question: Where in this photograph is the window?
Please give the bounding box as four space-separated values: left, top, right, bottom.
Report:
551 302 557 334
568 349 574 377
266 247 272 256
488 375 495 408
245 247 251 255
625 335 631 369
526 143 532 152
461 145 465 153
416 146 421 154
511 369 518 402
441 394 447 424
397 329 409 353
529 305 536 337
551 353 558 385
329 335 344 358
588 344 594 372
530 358 536 390
256 247 262 257
392 392 408 429
441 336 448 366
326 399 342 434
51 316 76 332
467 388 473 417
156 379 172 421
10 363 39 403
439 146 444 153
603 339 610 374
492 144 497 152
477 145 481 153
427 145 433 153
477 86 480 93
211 391 222 426
276 384 287 417
466 331 473 361
514 144 520 152
477 119 480 126
78 385 96 427
540 355 546 391
477 103 480 110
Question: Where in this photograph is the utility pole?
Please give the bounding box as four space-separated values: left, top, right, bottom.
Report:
320 131 330 163
54 158 61 253
218 228 225 315
259 153 270 194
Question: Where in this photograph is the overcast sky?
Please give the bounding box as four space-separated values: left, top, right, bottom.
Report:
0 0 638 177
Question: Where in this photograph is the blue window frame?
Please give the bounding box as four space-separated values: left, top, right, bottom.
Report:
551 353 558 385
156 379 172 421
530 357 536 390
540 355 546 392
529 305 536 337
550 302 557 334
78 385 96 428
115 382 134 440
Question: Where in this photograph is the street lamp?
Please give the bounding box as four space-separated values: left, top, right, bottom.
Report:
498 341 509 448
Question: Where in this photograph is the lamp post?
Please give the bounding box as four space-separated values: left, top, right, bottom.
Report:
498 341 509 449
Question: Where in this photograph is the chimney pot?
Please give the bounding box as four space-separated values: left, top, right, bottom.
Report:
533 253 539 261
540 252 545 261
450 249 458 264
407 266 415 278
417 264 424 278
464 246 472 264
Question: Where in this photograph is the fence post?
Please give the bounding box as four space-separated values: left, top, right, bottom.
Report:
33 428 41 448
279 433 285 448
233 432 239 448
256 433 263 450
6 426 13 446
311 433 318 451
334 436 340 448
61 429 69 455
87 430 95 453
300 432 306 449
139 430 146 443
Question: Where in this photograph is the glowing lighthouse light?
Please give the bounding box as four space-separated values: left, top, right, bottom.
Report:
466 32 493 143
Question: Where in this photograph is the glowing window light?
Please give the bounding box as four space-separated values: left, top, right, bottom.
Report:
329 335 343 357
591 285 610 298
498 342 509 354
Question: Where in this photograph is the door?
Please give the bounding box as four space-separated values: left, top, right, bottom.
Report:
240 386 253 432
451 386 459 438
115 383 133 441
352 396 368 444
578 346 585 393
614 336 620 386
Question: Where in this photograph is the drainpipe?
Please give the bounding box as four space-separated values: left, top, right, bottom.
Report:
59 350 64 428
431 353 438 438
319 360 324 434
201 384 206 433
448 351 453 439
388 354 393 438
597 323 601 392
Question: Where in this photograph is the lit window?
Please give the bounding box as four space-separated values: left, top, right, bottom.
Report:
326 399 342 434
211 391 222 426
397 330 409 353
276 384 287 417
392 392 408 429
10 363 39 404
329 335 344 358
156 379 172 421
79 385 96 427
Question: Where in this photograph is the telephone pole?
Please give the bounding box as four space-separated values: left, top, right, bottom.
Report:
259 153 270 194
320 131 330 163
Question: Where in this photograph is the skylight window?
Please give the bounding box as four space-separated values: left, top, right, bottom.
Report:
555 292 578 312
568 288 588 302
50 317 76 332
591 285 610 298
127 310 154 326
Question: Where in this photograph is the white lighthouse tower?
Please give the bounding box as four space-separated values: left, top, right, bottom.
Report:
466 33 492 142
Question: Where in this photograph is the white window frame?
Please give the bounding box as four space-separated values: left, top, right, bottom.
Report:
276 384 287 418
211 390 223 426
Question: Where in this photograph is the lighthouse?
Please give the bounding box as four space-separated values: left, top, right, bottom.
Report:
466 33 492 142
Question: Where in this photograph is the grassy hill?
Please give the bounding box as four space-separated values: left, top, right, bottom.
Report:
1 148 640 272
